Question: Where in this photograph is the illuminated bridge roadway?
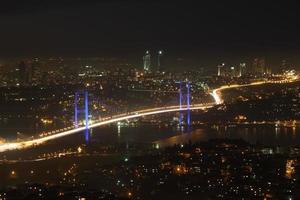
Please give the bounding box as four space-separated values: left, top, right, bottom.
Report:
0 78 297 152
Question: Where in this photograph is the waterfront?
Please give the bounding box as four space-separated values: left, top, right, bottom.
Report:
3 121 300 156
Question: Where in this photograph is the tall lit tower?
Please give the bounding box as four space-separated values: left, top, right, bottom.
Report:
217 65 221 76
239 63 246 77
158 50 163 71
217 63 225 76
143 51 151 72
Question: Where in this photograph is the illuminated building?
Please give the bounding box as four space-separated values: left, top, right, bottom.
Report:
230 66 236 77
143 50 151 72
281 59 287 70
239 63 246 77
16 61 32 85
217 63 225 76
157 50 164 72
285 159 295 179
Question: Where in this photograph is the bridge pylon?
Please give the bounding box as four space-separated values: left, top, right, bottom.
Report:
74 90 89 142
179 81 183 126
186 81 191 126
178 80 191 127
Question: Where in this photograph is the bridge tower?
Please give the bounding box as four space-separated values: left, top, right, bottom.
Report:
186 81 191 126
178 80 191 127
179 81 183 126
74 90 89 142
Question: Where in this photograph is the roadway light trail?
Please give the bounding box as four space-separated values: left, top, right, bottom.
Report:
0 104 213 152
0 78 297 153
210 79 295 105
210 81 266 104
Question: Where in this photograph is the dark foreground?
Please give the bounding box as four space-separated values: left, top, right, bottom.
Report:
1 139 300 200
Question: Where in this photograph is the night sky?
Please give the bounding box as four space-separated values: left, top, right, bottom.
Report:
1 1 300 68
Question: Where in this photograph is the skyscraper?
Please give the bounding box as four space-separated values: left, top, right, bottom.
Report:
252 58 265 75
143 51 151 72
280 59 288 73
157 50 164 72
16 61 29 85
217 63 225 76
239 63 246 77
31 58 40 82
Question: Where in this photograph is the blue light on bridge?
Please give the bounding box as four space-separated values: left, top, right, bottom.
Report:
179 81 183 126
74 90 90 143
84 90 89 143
178 80 191 127
186 81 191 126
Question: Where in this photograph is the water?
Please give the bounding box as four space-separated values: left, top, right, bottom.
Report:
2 122 300 154
1 122 300 187
88 123 300 147
156 125 300 147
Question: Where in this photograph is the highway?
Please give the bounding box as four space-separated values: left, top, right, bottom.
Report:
0 104 213 152
0 78 297 153
210 81 266 104
210 79 297 104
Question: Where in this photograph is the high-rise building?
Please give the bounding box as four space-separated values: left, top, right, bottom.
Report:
265 65 272 75
217 65 222 76
252 58 265 75
143 51 151 72
258 58 265 74
280 59 288 73
31 58 41 83
239 63 246 77
157 50 164 72
0 63 4 86
229 66 236 77
16 61 28 85
217 63 225 76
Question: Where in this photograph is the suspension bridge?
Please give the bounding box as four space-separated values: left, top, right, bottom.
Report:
0 78 296 152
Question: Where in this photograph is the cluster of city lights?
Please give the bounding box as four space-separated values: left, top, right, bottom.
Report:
0 78 298 153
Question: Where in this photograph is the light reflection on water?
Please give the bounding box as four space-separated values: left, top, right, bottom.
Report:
155 125 300 147
82 124 300 148
1 123 300 149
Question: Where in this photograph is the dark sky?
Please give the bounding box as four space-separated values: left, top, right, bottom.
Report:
1 1 300 67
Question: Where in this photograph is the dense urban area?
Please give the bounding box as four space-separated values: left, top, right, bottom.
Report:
0 54 299 199
1 1 300 199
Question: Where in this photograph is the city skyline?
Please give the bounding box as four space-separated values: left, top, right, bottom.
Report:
1 2 300 199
